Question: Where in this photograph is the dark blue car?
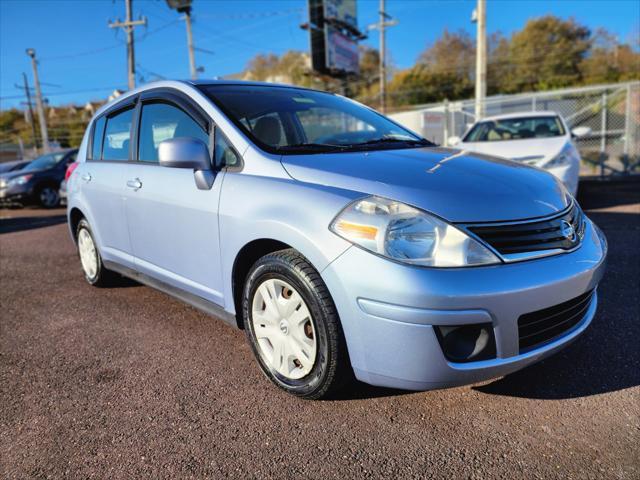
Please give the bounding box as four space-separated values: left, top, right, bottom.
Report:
0 149 77 208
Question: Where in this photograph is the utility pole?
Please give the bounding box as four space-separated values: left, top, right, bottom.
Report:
21 73 39 151
184 9 197 80
166 0 197 80
473 0 487 120
379 0 386 113
25 49 49 153
367 0 397 114
109 0 147 90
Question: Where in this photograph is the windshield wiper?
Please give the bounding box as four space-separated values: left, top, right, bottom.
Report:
277 143 347 152
348 137 434 147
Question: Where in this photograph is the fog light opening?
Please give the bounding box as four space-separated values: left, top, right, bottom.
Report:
435 323 496 363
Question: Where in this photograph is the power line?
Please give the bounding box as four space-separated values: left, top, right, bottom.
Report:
1 85 127 102
196 7 304 20
40 44 124 61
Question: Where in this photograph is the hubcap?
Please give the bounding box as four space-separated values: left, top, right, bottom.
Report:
251 278 317 380
40 187 58 207
77 228 98 280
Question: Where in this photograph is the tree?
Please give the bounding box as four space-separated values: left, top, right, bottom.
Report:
387 66 475 107
352 46 381 105
496 16 591 93
418 29 475 79
579 28 640 84
244 53 281 81
385 30 475 107
242 47 386 103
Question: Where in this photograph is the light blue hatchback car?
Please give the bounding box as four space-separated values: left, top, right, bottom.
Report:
68 80 607 399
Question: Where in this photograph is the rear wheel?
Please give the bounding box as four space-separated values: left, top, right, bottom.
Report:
76 219 118 287
243 249 351 399
38 185 60 208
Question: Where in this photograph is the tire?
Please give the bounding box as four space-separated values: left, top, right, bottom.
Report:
243 249 351 399
37 185 60 208
76 219 119 287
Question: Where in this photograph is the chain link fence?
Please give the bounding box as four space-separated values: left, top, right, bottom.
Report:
389 81 640 178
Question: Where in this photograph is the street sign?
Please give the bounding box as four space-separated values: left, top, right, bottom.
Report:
307 0 361 76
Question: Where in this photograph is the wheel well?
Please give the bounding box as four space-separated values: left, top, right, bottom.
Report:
231 239 291 329
69 207 84 241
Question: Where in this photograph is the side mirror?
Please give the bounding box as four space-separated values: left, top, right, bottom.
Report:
571 126 591 139
447 136 461 146
158 137 214 190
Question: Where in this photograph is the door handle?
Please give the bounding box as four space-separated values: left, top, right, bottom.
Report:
81 173 92 182
126 178 142 190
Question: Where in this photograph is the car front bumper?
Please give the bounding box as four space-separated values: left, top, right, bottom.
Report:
0 184 34 206
321 217 607 390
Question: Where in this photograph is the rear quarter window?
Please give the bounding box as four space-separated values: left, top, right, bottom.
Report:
90 116 106 160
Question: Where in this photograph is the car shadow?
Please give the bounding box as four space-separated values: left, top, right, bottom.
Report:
0 214 67 234
107 276 141 289
330 380 412 401
577 178 640 210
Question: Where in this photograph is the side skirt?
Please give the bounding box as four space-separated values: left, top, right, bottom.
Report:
103 260 238 328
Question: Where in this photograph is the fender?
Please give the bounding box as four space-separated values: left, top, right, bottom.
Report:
219 170 360 315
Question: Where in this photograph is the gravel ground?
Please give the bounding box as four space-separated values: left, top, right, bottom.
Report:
0 181 638 479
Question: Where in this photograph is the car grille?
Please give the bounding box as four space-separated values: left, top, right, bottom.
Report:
518 290 594 352
466 203 585 256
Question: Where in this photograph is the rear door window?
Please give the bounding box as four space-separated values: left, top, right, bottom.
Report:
102 108 134 161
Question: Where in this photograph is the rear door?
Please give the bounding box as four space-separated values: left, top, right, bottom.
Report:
123 91 227 305
78 103 135 268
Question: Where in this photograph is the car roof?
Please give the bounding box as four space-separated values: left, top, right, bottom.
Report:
186 79 302 89
93 79 327 119
481 111 561 122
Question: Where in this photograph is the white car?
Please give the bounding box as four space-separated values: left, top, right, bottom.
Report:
449 112 590 196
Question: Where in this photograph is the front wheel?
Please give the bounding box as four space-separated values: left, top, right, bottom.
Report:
243 249 351 399
76 219 119 287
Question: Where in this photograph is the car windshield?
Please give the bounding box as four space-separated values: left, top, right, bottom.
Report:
198 84 432 154
463 116 565 142
22 152 65 172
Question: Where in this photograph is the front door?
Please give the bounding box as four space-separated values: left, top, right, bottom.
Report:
123 100 225 305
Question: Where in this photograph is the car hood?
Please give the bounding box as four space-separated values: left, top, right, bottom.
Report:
458 137 568 165
280 147 570 223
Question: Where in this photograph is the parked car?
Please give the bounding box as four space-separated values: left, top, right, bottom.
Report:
58 179 67 206
67 81 607 399
0 149 78 208
59 161 79 206
448 112 590 196
0 159 31 174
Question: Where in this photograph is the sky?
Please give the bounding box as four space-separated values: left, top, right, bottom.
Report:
1 0 639 109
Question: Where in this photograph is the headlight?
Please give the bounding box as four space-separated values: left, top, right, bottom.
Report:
330 196 501 267
6 174 33 187
544 144 574 168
